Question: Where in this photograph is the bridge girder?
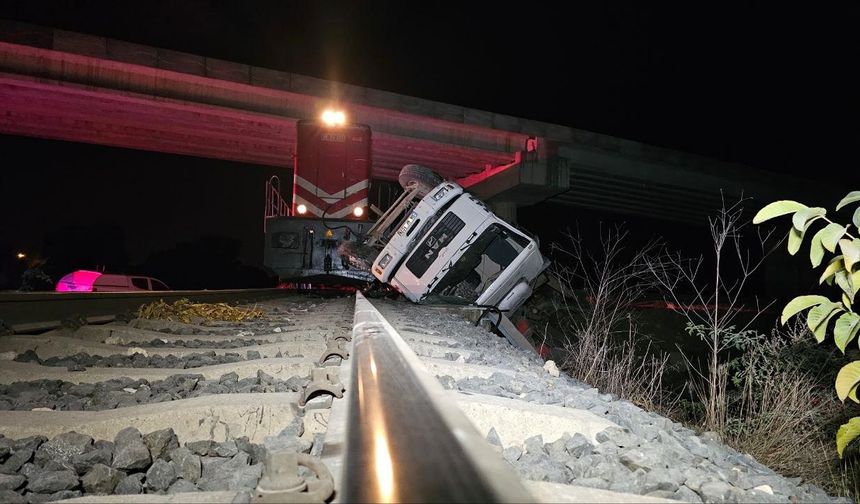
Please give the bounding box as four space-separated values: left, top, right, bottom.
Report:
0 22 829 225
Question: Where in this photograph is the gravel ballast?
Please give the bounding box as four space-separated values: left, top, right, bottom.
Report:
0 417 314 502
380 301 848 504
123 338 272 349
0 371 308 411
14 350 284 370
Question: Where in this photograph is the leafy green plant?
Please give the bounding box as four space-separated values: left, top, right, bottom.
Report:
685 322 758 387
754 191 860 457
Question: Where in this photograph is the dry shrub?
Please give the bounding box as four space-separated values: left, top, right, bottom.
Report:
543 204 859 497
547 227 673 412
644 196 858 497
572 326 673 413
646 198 778 433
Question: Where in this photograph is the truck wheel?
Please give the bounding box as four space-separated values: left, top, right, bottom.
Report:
398 164 443 197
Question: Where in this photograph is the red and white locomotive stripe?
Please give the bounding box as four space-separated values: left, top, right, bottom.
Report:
292 175 369 218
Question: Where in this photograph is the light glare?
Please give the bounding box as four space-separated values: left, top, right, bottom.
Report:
353 206 364 217
297 204 307 214
321 109 346 126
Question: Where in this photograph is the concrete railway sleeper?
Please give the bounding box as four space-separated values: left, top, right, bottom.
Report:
0 291 845 503
0 295 350 503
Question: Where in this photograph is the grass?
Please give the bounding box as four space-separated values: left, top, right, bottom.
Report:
728 368 850 494
559 319 673 414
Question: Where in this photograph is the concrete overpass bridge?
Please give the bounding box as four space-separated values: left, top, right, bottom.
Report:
0 20 821 225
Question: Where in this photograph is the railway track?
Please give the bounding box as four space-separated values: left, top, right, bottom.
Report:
0 291 838 503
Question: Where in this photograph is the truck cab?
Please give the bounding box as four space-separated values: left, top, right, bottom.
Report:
370 167 548 315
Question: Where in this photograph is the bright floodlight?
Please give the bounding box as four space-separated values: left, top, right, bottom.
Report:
16 252 25 259
353 206 364 217
321 109 346 127
297 204 308 215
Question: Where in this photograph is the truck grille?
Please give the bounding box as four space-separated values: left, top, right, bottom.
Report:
405 213 465 278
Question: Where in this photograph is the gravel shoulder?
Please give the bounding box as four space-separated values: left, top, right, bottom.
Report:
376 300 847 504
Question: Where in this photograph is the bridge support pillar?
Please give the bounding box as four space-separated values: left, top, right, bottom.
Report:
458 142 569 226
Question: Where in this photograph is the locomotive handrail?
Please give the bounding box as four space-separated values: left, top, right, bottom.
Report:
264 175 290 231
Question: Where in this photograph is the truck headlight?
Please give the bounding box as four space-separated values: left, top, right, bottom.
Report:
379 253 392 268
431 187 447 201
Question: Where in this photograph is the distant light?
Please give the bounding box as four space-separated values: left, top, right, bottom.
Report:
353 206 364 217
321 109 346 127
297 204 308 215
16 252 25 259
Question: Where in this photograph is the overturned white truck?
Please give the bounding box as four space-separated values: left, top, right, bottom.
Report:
357 165 549 348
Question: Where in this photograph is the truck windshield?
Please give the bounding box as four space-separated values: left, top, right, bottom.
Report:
430 223 529 302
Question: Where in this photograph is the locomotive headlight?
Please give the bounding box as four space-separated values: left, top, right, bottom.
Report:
296 204 307 215
378 253 392 269
321 109 346 127
353 206 364 217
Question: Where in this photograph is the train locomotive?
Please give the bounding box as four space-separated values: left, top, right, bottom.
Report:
263 111 375 288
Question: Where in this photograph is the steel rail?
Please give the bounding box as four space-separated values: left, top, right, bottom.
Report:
342 292 534 503
0 288 288 333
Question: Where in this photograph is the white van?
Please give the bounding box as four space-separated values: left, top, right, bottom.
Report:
56 270 170 292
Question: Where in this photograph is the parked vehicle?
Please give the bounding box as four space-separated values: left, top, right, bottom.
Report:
55 270 170 292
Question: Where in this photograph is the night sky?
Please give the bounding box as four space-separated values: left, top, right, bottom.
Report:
0 2 857 288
